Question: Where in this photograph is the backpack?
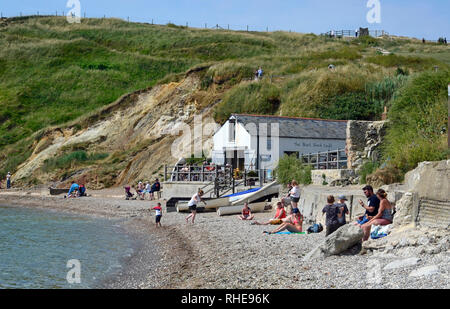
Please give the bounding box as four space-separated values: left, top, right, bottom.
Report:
307 223 323 234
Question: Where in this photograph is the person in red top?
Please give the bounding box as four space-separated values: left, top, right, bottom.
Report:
152 203 163 227
252 202 286 226
239 203 254 221
265 208 303 234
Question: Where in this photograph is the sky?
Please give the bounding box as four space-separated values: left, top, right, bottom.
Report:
1 0 448 39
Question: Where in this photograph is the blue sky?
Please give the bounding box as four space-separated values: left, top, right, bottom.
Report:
1 0 448 39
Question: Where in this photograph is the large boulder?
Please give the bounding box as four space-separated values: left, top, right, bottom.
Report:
303 224 363 261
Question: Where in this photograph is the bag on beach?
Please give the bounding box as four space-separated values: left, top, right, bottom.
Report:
307 223 323 234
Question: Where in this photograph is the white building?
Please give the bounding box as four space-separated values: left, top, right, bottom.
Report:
211 114 347 171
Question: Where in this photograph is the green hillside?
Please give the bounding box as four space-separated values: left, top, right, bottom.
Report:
0 16 449 180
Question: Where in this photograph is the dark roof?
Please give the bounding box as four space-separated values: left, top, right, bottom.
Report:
232 114 347 139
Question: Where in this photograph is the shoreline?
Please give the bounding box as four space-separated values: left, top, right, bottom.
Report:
1 190 448 289
0 192 195 289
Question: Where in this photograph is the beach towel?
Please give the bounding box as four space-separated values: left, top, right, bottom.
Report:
275 232 306 235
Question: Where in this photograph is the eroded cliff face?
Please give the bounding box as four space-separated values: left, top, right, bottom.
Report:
13 71 221 188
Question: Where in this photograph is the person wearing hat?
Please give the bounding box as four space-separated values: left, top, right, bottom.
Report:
337 195 350 227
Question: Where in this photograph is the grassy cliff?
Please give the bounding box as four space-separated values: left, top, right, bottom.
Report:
0 16 448 182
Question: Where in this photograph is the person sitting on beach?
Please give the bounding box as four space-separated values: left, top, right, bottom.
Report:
265 208 303 234
78 184 86 197
66 181 79 198
361 189 394 242
322 195 340 236
355 185 380 226
185 189 207 224
252 202 286 225
136 182 145 200
150 179 161 200
239 203 254 221
143 182 151 200
152 203 163 228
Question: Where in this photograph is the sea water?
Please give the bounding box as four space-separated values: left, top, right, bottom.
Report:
0 205 135 289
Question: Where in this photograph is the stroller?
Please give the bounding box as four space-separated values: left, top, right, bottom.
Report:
125 186 136 200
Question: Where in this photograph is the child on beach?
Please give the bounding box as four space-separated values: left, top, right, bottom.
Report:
337 195 349 227
322 195 340 236
152 203 163 228
239 203 254 221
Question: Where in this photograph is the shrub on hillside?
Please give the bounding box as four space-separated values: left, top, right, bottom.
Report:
366 54 439 71
274 155 312 185
203 62 255 87
213 81 281 123
383 70 449 174
42 151 109 172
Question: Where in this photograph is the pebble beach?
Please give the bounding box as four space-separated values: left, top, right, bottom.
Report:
0 189 448 289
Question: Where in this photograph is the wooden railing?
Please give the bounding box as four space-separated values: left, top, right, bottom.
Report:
299 149 348 170
164 164 272 197
322 30 388 38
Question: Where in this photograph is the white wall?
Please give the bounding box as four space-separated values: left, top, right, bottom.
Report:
213 120 346 171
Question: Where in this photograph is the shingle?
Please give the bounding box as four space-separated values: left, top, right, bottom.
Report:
232 114 347 139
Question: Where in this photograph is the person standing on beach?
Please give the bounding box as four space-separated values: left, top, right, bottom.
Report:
322 195 340 237
6 172 11 189
336 195 349 227
152 203 163 228
285 180 300 211
186 189 207 224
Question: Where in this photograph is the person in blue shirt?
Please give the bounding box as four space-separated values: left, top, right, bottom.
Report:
150 179 161 200
67 181 79 198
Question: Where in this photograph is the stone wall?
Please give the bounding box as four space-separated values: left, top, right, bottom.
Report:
394 160 450 229
346 120 388 173
311 169 356 186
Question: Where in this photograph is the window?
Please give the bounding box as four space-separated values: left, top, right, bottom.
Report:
267 137 272 151
229 120 236 142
